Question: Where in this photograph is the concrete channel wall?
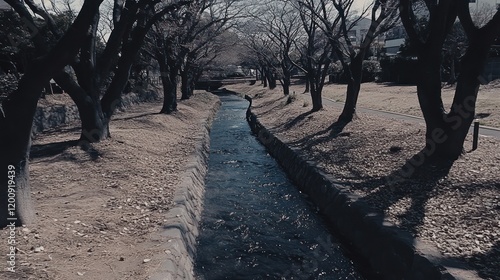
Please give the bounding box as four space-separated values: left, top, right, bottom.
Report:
246 109 479 280
148 100 221 280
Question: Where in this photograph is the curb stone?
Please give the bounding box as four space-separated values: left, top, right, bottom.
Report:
148 98 221 280
246 108 480 280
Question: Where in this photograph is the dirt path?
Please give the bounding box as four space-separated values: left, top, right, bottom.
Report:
227 82 500 279
0 92 219 280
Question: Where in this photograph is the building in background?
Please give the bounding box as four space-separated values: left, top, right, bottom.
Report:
347 17 371 47
383 25 406 56
383 0 499 56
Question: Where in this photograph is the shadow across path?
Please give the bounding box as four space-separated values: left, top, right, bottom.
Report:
30 139 101 161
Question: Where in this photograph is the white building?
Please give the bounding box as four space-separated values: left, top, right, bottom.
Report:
347 17 372 47
345 17 386 57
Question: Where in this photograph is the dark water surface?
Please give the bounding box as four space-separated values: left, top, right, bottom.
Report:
194 94 363 280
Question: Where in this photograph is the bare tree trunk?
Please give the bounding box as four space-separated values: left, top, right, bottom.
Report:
0 78 40 227
181 53 198 100
73 1 189 142
98 0 139 82
282 67 291 96
310 91 323 111
266 68 277 89
160 73 178 114
180 69 194 100
338 53 363 123
101 11 161 127
416 48 449 157
56 12 111 143
309 77 323 111
53 71 110 143
159 56 178 114
262 67 268 88
282 77 290 96
447 58 457 85
0 0 103 228
101 53 135 124
434 31 492 159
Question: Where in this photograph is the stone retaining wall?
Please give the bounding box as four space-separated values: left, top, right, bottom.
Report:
32 89 160 134
148 99 221 280
246 110 478 280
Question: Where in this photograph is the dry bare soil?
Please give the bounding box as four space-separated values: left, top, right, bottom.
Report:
226 82 500 280
0 91 219 280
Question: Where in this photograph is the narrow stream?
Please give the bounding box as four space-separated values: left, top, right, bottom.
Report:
194 94 363 280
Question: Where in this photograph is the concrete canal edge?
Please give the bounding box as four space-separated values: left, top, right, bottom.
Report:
148 98 221 280
246 109 480 280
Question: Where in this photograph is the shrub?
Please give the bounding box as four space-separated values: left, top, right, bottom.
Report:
362 60 381 82
379 56 418 84
329 60 381 83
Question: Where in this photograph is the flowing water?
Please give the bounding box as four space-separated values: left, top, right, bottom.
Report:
194 93 363 280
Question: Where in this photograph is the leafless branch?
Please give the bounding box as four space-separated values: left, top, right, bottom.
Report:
400 0 424 47
457 0 478 38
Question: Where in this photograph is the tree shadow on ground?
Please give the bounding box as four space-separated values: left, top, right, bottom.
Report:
265 106 498 276
252 99 287 118
284 120 349 147
281 111 314 131
285 119 456 235
408 200 500 279
443 182 500 279
352 152 454 235
33 126 81 137
459 241 500 279
350 153 500 278
30 139 101 161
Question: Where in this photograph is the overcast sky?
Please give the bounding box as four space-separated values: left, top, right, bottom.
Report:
352 0 372 12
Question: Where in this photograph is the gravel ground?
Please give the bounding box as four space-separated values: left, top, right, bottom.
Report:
227 82 500 280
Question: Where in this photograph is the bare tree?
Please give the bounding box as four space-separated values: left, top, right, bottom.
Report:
145 19 184 113
400 0 500 160
50 0 192 142
0 0 104 227
333 0 398 123
179 0 246 99
258 0 302 95
144 0 244 113
295 0 334 111
0 0 191 227
241 27 280 88
443 3 497 85
298 0 397 119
